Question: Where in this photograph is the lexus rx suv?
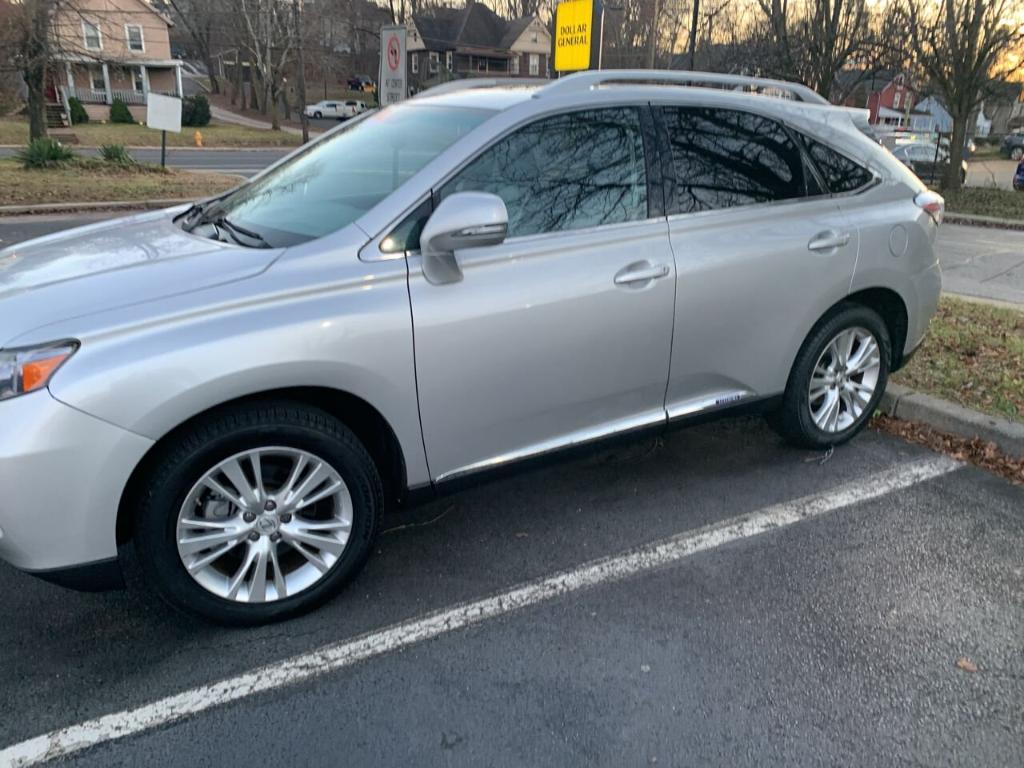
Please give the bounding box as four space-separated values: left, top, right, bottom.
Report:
0 71 943 625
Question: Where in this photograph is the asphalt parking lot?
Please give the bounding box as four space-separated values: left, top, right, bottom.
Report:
0 417 1021 766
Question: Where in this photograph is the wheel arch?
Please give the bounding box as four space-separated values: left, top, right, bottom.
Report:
844 287 909 371
116 386 409 547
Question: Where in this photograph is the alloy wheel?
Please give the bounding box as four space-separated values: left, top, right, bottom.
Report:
176 447 353 603
807 326 881 433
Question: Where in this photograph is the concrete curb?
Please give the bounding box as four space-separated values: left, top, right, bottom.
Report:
879 383 1024 458
945 212 1024 231
0 199 189 216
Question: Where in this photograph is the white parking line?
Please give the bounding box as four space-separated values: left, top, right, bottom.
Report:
0 455 961 767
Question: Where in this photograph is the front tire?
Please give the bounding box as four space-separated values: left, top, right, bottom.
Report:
133 401 382 626
1011 146 1023 161
313 111 322 119
775 304 891 449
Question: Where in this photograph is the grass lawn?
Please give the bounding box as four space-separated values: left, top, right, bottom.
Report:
893 295 1024 422
944 187 1024 220
0 117 301 148
0 157 240 207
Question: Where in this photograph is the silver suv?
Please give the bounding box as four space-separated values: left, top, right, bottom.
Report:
0 71 943 624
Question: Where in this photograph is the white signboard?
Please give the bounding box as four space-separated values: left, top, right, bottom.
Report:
379 25 407 105
147 93 182 133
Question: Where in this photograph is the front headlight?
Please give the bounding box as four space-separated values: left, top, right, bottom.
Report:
0 341 79 401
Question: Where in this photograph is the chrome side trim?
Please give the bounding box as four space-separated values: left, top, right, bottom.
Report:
434 408 667 484
666 390 756 421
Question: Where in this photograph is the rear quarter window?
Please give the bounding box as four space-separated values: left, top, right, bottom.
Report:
800 136 874 193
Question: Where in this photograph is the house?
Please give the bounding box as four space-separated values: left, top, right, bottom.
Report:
986 81 1024 136
866 73 920 127
46 0 183 125
911 96 992 138
406 1 551 91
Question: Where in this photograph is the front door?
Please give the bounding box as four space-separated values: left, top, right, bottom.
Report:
408 107 676 481
656 104 860 417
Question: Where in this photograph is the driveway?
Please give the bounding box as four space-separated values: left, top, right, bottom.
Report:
0 418 1020 767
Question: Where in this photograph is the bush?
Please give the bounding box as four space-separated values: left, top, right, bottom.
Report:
99 143 134 165
68 96 89 125
15 137 74 168
109 98 134 123
182 93 211 127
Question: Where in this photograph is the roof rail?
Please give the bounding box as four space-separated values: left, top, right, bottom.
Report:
413 77 550 99
534 70 829 105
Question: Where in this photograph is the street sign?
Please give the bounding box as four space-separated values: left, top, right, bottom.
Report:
146 93 182 168
379 25 408 105
146 93 182 133
554 0 594 72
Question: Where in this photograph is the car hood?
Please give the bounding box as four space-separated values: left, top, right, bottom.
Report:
0 210 281 347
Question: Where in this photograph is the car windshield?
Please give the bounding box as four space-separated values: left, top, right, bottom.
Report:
188 103 492 247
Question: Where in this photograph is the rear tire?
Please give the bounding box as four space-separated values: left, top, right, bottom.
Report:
774 304 891 449
132 401 382 626
313 111 322 119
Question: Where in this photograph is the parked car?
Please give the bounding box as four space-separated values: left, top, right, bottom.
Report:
1001 131 1024 161
347 74 376 93
0 71 943 625
1013 157 1024 191
304 100 367 120
891 142 968 185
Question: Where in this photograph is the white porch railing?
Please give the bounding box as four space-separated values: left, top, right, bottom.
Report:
70 87 109 104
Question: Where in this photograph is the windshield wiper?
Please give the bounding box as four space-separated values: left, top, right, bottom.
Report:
212 216 272 248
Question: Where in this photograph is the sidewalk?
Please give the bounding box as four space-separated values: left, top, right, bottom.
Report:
937 223 1024 307
210 105 319 138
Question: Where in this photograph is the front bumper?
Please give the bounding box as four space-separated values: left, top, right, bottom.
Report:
0 391 153 579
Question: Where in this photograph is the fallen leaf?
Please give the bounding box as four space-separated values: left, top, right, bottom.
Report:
956 657 978 673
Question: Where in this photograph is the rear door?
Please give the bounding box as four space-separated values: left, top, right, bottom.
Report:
407 106 677 481
657 104 859 418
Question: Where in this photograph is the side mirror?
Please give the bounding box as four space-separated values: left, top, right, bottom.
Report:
420 192 508 285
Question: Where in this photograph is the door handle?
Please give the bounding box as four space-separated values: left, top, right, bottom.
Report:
614 262 670 286
808 231 851 252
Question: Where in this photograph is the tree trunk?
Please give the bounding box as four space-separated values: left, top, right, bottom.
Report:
204 55 221 95
647 0 661 68
294 0 309 144
24 62 48 141
944 111 968 192
687 0 700 70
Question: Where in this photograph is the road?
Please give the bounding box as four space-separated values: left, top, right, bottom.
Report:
3 214 1020 307
0 417 1019 767
0 146 288 176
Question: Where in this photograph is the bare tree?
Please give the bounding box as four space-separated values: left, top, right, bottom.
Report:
752 0 870 96
0 0 56 140
238 0 293 129
167 0 227 94
904 0 1024 190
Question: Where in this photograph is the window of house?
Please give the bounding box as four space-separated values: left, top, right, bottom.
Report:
411 53 419 74
477 59 486 72
83 21 102 50
90 67 106 91
893 92 901 109
799 136 874 193
126 24 144 52
439 108 648 238
510 56 520 75
531 32 538 43
660 106 811 214
429 52 439 74
133 68 145 92
529 54 539 76
446 51 453 71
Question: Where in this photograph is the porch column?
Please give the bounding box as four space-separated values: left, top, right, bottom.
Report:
101 62 112 104
65 62 75 93
175 64 183 98
140 65 150 102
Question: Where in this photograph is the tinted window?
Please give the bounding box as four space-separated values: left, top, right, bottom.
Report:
661 106 810 213
802 136 874 192
440 108 648 237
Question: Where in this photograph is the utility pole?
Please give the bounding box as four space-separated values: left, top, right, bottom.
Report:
687 0 700 71
293 0 309 143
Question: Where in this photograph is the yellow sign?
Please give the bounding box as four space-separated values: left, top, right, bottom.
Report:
554 0 594 72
